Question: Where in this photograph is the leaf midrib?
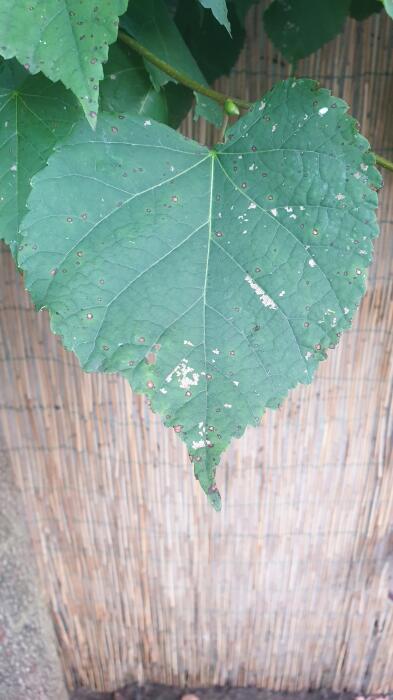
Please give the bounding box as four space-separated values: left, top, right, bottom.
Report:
198 153 215 478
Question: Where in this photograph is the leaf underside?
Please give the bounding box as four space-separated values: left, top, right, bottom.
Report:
19 79 381 509
0 0 128 127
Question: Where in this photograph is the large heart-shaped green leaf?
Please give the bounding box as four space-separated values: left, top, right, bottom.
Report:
0 0 127 127
18 79 381 509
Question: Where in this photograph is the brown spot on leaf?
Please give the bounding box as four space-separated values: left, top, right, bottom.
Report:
145 352 156 365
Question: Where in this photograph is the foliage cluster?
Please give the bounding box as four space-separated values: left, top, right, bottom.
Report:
0 0 391 507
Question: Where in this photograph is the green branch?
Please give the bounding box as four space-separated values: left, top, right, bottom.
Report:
375 154 393 173
118 31 250 110
118 31 393 174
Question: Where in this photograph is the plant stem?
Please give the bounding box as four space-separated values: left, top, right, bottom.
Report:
119 31 393 174
118 31 251 110
375 154 393 172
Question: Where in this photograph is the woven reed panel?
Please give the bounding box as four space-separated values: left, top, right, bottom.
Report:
0 4 392 694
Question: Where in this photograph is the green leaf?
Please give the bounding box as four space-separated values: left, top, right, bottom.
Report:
0 0 128 128
101 44 167 120
121 0 223 126
174 0 245 84
264 0 351 62
19 79 381 509
101 43 192 128
349 0 382 20
197 0 231 32
0 45 186 259
383 0 393 18
163 84 195 128
0 59 80 257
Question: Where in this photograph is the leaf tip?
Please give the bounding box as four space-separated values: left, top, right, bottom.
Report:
207 485 222 511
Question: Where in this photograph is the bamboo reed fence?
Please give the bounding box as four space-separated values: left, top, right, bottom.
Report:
0 2 392 694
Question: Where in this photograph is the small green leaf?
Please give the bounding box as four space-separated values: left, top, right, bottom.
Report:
349 0 382 21
198 0 231 33
175 0 245 84
383 0 393 18
121 0 223 126
101 43 192 128
264 0 351 62
0 60 80 257
101 44 167 120
19 79 381 507
0 0 127 128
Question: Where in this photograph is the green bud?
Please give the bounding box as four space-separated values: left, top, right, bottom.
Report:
224 98 240 116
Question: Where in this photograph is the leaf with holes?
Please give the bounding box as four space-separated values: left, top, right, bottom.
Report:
19 79 381 509
0 0 127 127
264 0 350 62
